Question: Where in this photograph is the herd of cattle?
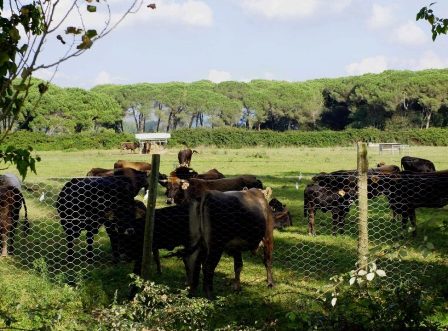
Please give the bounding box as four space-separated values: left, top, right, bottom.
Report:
0 148 447 298
305 155 446 236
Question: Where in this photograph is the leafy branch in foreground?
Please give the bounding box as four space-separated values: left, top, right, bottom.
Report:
417 2 448 41
0 0 151 177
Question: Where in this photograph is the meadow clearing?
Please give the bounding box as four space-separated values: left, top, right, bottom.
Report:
1 145 447 329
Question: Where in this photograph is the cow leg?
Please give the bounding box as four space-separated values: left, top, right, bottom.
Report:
231 251 243 292
186 247 203 296
153 248 162 274
1 232 8 257
86 231 95 261
307 207 315 236
409 209 417 237
202 248 223 300
105 224 120 263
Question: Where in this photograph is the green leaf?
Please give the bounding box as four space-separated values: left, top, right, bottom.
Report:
0 52 9 66
426 242 435 250
87 5 96 12
13 83 27 91
65 26 83 34
366 272 375 281
376 270 386 277
85 29 97 38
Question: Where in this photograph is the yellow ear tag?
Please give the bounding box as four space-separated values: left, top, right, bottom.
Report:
338 189 346 197
181 182 189 190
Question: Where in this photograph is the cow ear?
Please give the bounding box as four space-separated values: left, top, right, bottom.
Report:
181 181 189 190
371 175 379 183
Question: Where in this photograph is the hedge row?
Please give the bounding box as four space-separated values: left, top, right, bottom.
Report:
170 127 448 148
1 128 448 151
0 131 134 151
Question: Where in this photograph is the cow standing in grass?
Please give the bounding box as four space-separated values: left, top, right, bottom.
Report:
186 188 274 299
0 186 29 257
178 148 198 167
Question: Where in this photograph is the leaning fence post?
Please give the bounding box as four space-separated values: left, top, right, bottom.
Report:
141 154 160 280
357 142 369 271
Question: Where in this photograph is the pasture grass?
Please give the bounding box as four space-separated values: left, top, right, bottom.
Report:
1 145 448 329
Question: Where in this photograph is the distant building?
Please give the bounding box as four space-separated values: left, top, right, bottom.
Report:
135 133 171 154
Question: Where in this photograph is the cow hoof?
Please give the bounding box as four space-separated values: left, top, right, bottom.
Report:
231 281 241 292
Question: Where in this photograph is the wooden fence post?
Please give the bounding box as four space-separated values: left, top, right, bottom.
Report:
140 154 160 280
357 142 369 271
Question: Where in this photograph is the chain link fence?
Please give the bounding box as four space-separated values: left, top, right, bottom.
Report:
1 154 446 293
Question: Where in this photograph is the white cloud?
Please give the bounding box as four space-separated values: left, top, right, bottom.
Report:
239 0 351 20
391 21 427 46
50 0 213 33
346 56 388 75
94 71 118 85
207 69 232 83
414 51 448 70
367 4 393 29
116 0 213 28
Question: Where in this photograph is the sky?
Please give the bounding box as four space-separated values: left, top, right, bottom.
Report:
31 0 448 89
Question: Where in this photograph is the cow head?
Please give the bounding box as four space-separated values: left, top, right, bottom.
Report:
159 176 189 204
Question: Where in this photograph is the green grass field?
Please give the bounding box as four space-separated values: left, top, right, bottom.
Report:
1 146 448 330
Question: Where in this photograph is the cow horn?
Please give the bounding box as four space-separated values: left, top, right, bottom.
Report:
262 187 272 200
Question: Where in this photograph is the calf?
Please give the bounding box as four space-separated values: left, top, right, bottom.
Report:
186 188 274 299
56 177 139 261
178 148 198 167
269 198 293 229
0 186 29 257
304 183 356 236
118 201 190 275
401 156 435 173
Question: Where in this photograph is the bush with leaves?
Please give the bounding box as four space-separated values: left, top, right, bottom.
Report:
96 275 272 331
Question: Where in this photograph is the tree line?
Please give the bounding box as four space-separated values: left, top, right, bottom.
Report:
17 69 448 134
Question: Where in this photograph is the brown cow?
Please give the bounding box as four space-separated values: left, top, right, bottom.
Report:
165 166 225 181
178 148 198 167
160 175 263 205
86 168 114 176
114 160 152 172
121 142 140 153
87 167 149 197
0 186 29 257
186 188 274 299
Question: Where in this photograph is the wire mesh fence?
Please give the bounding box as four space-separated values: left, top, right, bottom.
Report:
1 158 447 294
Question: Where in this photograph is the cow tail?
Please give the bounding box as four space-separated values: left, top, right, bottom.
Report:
20 191 30 235
303 191 309 219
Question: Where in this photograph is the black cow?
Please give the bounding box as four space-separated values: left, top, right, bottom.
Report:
0 186 29 257
376 171 448 235
307 166 400 235
186 188 274 299
305 183 356 236
56 177 139 261
178 148 198 167
401 156 436 173
117 200 191 275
